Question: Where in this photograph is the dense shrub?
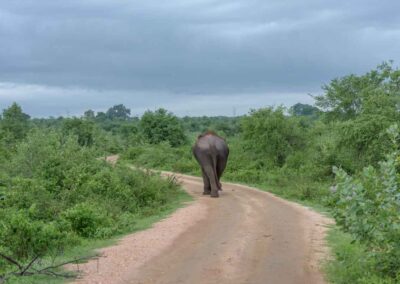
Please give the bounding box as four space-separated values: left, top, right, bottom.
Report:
62 203 110 238
0 210 74 260
0 128 183 277
241 106 305 167
0 103 30 147
123 142 198 175
62 118 95 147
329 125 400 279
140 108 187 147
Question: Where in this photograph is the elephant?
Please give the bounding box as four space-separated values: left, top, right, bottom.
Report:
192 131 229 198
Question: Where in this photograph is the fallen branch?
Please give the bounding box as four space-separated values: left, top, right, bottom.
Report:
0 254 95 281
38 255 94 272
38 270 75 278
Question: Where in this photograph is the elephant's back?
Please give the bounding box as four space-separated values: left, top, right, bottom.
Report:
194 134 228 154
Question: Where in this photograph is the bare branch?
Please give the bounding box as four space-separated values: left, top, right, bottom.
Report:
39 270 75 278
0 254 95 281
38 255 94 272
20 255 39 275
0 252 22 270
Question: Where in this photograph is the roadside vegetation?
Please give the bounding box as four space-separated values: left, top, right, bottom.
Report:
0 104 189 283
1 62 400 283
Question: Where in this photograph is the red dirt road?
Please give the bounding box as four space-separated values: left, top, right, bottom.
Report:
70 171 333 284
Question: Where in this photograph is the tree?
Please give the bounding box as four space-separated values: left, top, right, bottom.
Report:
313 62 400 171
95 112 107 121
62 118 94 147
315 62 400 121
0 103 30 144
241 107 305 166
106 104 131 120
83 109 95 120
289 103 320 117
140 108 186 147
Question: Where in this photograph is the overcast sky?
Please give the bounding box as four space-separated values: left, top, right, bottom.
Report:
0 0 399 117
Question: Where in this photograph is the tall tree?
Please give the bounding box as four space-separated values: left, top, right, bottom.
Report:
241 106 305 166
0 102 30 143
315 62 400 121
290 103 320 117
83 109 95 120
140 108 186 147
106 104 131 120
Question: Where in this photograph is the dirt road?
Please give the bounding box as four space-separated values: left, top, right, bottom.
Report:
71 171 333 284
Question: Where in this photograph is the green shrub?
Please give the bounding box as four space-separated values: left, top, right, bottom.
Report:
0 210 75 260
241 106 305 167
0 127 184 278
123 143 198 174
62 203 111 238
140 108 187 147
330 125 400 278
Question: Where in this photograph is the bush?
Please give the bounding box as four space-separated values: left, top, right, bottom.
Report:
0 210 74 260
241 106 305 167
329 125 400 278
62 118 95 147
140 108 187 147
123 143 198 174
0 128 184 277
62 203 111 238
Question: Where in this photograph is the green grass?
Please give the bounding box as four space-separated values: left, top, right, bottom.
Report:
5 190 192 284
324 228 397 284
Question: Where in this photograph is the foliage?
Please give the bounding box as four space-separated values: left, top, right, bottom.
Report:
140 108 187 147
105 104 131 120
180 116 241 137
0 126 184 279
315 62 400 121
62 203 111 238
326 228 397 284
83 109 95 120
289 103 320 118
0 103 30 146
0 210 73 260
241 106 305 167
123 142 199 175
62 118 95 147
329 125 400 278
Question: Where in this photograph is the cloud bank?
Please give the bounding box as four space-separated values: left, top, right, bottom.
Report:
0 0 399 116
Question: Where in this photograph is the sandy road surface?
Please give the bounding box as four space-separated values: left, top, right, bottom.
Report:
70 170 333 284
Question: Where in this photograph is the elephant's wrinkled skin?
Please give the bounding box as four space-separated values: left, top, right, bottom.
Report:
193 132 229 198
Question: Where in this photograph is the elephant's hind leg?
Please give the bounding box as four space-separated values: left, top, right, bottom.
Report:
201 169 211 195
202 164 219 198
216 157 227 191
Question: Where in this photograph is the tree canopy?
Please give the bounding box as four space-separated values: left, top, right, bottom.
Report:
105 104 131 120
140 108 186 147
0 102 30 144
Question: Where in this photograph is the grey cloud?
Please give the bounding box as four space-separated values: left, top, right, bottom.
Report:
0 0 399 116
0 82 313 117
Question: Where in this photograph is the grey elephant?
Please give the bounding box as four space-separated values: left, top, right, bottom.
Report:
192 131 229 198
